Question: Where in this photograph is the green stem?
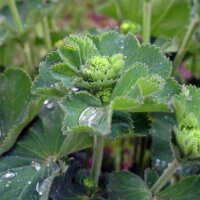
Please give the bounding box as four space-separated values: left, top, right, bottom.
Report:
172 16 199 76
91 135 105 185
151 159 180 195
113 0 123 22
8 0 23 34
142 0 152 44
42 16 52 51
21 42 33 75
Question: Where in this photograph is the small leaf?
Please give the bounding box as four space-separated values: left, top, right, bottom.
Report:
136 76 164 97
144 168 159 188
111 63 148 98
32 51 69 97
106 171 152 200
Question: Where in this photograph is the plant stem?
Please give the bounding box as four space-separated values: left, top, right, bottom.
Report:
151 159 180 195
21 42 33 75
8 0 23 34
142 0 152 44
42 16 52 51
91 135 105 185
171 16 199 76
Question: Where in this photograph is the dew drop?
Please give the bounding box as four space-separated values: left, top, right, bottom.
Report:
5 184 9 187
2 171 16 179
71 87 78 91
123 56 127 59
28 181 32 185
44 100 49 105
46 102 54 109
36 178 49 196
121 46 124 49
31 161 41 171
79 107 108 135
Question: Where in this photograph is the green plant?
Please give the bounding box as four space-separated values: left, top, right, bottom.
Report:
1 0 200 200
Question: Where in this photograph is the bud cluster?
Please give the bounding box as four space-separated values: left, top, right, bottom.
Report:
175 114 200 158
81 54 124 82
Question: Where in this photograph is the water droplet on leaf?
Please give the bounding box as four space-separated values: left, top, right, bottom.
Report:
2 171 16 179
31 161 41 171
36 178 49 196
44 100 49 105
46 102 54 109
79 107 109 135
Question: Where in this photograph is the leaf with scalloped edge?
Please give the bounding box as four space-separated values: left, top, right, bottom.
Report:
0 103 65 200
111 63 148 98
32 51 69 97
136 75 164 97
0 68 44 156
131 44 172 78
61 92 114 136
91 31 139 70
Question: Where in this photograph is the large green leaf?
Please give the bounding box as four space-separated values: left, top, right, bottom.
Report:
0 103 65 200
0 68 43 155
0 101 95 199
98 0 190 40
159 176 200 200
106 171 152 200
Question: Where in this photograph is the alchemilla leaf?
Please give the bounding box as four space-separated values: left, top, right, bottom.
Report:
33 31 179 138
0 68 43 155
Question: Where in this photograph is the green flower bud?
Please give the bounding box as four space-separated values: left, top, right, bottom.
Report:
83 176 96 189
111 54 124 73
120 20 141 34
175 114 200 159
96 88 112 103
90 56 110 74
80 54 124 82
105 68 116 80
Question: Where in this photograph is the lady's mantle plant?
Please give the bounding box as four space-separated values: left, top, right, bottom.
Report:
150 85 200 196
173 85 200 160
33 30 180 192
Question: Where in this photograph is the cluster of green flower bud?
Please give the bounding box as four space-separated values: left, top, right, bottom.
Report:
95 88 112 103
81 54 124 82
120 20 141 34
175 114 200 158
